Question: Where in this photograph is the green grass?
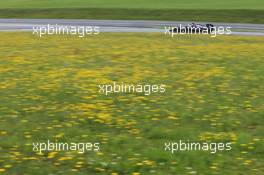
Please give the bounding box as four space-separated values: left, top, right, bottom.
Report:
0 33 263 174
0 0 263 23
0 0 263 9
0 8 263 24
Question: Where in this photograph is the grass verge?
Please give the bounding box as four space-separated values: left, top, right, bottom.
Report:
0 8 263 23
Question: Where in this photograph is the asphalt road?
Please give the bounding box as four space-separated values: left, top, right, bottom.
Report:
0 19 264 36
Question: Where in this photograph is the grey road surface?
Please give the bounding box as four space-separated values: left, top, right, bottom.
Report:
0 19 263 36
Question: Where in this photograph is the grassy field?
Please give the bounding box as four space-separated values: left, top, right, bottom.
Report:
0 0 263 23
1 9 263 24
0 33 263 174
0 0 262 9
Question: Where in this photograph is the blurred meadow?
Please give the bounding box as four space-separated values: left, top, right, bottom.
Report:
0 33 263 174
0 0 263 23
